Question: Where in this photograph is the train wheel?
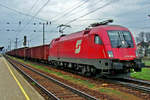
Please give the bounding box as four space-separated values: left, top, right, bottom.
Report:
81 66 86 75
81 66 91 77
91 67 96 76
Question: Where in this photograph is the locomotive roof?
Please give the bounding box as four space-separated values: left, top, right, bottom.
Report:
60 25 127 36
92 25 128 29
52 24 129 41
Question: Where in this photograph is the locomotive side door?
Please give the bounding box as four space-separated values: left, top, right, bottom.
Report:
94 34 105 58
89 34 105 59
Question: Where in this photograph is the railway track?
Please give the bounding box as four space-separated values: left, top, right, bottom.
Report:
108 78 150 93
5 56 150 99
6 57 98 100
123 77 150 86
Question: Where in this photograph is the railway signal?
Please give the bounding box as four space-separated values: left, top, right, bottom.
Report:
23 35 27 60
0 47 4 51
23 36 27 46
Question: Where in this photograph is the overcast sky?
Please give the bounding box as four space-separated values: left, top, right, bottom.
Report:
0 0 150 50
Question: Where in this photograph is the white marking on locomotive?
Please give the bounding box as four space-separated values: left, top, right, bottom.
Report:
75 40 82 54
125 55 135 58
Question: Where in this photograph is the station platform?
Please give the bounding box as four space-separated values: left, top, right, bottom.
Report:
0 55 45 100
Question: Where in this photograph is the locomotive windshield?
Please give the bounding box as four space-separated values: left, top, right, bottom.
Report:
108 30 134 48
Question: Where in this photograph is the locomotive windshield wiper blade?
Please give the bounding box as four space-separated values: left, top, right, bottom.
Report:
117 32 122 48
122 32 131 48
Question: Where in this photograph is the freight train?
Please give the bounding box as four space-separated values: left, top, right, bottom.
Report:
6 20 144 78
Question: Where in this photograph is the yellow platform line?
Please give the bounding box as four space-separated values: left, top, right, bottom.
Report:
3 58 30 100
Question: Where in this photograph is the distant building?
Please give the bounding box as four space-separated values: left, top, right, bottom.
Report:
137 41 150 57
145 32 150 42
137 43 145 57
136 32 150 57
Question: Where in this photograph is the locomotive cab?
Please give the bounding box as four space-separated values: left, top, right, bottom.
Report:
99 26 144 76
87 24 144 77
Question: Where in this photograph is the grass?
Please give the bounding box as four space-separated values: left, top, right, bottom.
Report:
99 88 121 95
142 59 150 66
99 88 131 100
131 68 150 81
131 58 150 80
31 82 36 85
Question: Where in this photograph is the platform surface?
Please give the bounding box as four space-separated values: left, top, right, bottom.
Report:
0 55 45 100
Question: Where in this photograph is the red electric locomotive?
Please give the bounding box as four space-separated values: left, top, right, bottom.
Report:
48 20 144 77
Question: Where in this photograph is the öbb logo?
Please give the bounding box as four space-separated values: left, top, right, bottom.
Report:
75 40 82 54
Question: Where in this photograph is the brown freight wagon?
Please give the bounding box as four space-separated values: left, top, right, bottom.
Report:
30 45 49 62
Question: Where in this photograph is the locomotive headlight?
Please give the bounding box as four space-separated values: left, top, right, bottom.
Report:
108 51 114 58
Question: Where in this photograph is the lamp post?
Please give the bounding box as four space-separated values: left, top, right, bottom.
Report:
34 21 51 45
37 21 51 59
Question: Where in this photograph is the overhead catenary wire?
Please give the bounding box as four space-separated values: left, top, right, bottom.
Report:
52 0 90 22
58 3 149 24
16 0 51 47
55 0 104 23
1 0 51 48
62 0 117 31
0 3 48 21
18 0 51 35
50 0 86 20
30 30 58 40
15 0 42 38
67 0 115 25
29 0 41 12
0 28 58 33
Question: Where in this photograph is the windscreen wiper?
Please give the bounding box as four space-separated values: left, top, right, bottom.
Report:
122 32 131 48
117 32 122 48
